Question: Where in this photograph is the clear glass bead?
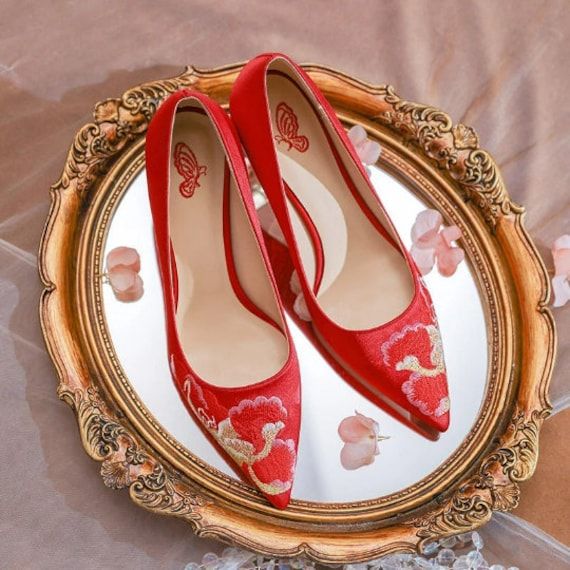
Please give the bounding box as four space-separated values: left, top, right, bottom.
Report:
452 555 470 570
422 541 439 555
489 565 506 570
436 548 456 565
467 550 485 566
471 532 484 551
412 556 433 569
439 535 459 549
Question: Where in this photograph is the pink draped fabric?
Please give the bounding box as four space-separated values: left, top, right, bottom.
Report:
1 1 568 567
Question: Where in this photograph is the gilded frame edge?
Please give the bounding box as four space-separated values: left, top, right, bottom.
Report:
38 63 556 563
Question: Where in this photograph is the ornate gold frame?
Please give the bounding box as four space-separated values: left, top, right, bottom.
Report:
39 63 555 563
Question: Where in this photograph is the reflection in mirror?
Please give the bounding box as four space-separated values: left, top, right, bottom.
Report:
102 162 488 503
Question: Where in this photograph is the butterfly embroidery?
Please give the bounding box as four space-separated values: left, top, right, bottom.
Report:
173 142 207 197
274 102 309 153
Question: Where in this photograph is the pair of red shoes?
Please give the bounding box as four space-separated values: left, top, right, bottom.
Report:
146 53 450 510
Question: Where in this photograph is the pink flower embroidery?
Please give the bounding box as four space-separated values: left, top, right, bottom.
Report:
381 323 449 419
552 235 570 308
410 210 465 277
338 412 389 470
347 125 381 165
105 246 144 302
184 379 296 496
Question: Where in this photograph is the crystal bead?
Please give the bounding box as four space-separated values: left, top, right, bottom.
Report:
422 541 439 555
439 535 459 549
467 550 485 566
412 556 433 569
452 555 470 569
437 548 456 565
457 533 473 544
471 532 484 550
184 564 201 570
507 568 520 570
489 565 506 570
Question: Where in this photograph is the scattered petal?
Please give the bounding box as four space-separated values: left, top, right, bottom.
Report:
106 246 140 273
289 270 302 295
340 439 378 470
338 412 387 470
552 275 570 308
105 246 144 302
293 293 311 321
440 225 462 247
436 246 465 277
411 210 442 248
410 209 464 277
338 412 379 443
108 267 144 302
348 125 382 165
410 245 436 276
552 234 570 277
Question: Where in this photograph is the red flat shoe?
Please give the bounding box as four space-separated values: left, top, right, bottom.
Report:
146 89 301 509
230 53 450 432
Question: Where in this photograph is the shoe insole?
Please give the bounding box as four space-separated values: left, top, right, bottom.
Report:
169 108 288 387
267 72 415 330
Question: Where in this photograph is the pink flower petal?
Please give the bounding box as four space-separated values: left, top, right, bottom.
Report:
348 125 367 146
338 412 379 443
436 246 465 277
411 210 443 249
410 244 436 275
106 246 140 273
553 234 570 250
348 125 381 165
340 440 378 470
290 270 302 295
358 140 382 165
440 225 462 247
293 293 311 321
552 275 570 308
108 266 144 302
552 234 570 277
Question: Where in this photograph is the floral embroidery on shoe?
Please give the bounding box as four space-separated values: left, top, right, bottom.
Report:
274 102 309 153
381 323 449 418
182 377 296 496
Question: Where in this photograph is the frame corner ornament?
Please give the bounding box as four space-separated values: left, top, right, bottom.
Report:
374 84 524 229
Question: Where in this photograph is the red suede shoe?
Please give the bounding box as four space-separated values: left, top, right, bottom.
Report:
230 53 450 432
146 89 301 509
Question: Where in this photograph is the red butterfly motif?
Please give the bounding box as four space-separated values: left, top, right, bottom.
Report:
274 102 309 153
173 142 208 197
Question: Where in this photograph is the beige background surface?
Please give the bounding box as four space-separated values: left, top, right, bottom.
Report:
1 1 569 568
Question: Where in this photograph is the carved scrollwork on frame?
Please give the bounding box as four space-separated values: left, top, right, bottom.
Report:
55 69 197 193
57 385 209 522
375 85 523 229
411 408 547 543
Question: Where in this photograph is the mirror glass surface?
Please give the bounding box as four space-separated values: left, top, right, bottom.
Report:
102 160 488 503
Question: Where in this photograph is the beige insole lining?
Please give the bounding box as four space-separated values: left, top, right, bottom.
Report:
268 74 415 330
169 109 288 387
